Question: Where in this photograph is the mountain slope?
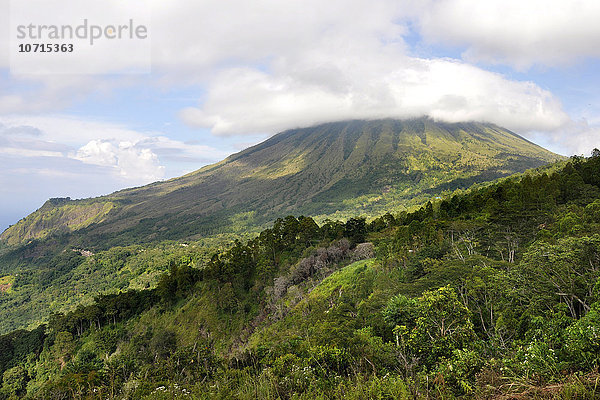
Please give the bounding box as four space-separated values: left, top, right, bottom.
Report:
2 153 600 398
1 118 561 246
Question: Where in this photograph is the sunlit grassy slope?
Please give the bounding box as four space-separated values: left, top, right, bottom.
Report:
1 118 561 247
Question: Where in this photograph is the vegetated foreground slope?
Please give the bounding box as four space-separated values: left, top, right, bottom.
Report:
1 118 561 247
1 152 600 399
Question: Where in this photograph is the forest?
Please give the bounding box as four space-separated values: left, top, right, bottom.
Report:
0 151 600 399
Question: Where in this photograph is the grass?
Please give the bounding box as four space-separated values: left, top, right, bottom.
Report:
0 275 14 294
309 259 376 299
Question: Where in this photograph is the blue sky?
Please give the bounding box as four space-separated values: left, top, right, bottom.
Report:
1 0 600 232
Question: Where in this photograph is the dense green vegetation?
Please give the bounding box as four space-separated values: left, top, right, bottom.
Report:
0 151 599 399
0 237 236 334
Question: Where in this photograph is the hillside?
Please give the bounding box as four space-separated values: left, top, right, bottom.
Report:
0 152 599 399
1 118 561 247
0 118 562 334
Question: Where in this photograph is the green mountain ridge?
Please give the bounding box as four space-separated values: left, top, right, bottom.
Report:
1 118 561 247
0 118 561 335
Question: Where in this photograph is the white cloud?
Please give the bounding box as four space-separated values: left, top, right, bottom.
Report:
148 0 407 78
0 74 118 114
0 0 579 132
0 0 598 151
0 115 224 183
0 115 146 147
73 140 117 166
159 0 575 137
416 0 600 69
570 127 600 155
536 120 600 156
0 113 230 230
0 147 63 158
134 135 229 163
181 58 570 136
75 140 164 181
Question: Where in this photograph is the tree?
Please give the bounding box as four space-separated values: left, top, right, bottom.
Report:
53 331 76 369
565 301 600 370
297 216 320 247
321 219 345 241
1 365 27 398
585 199 600 223
394 286 477 368
150 329 177 361
383 294 418 331
344 217 367 245
518 235 600 318
219 282 238 312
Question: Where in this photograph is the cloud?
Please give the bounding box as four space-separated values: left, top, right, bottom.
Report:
134 136 229 164
1 0 578 126
0 125 43 136
0 114 228 230
75 140 164 181
167 0 600 148
416 0 600 69
0 74 118 114
570 126 600 155
0 115 145 148
0 115 225 183
0 117 162 184
180 58 570 136
159 0 574 137
0 0 598 152
148 1 404 72
535 120 600 156
0 122 70 155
